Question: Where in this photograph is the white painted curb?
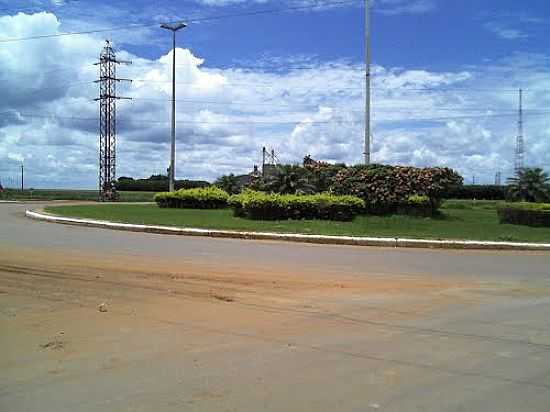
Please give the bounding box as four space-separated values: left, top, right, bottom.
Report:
26 209 550 251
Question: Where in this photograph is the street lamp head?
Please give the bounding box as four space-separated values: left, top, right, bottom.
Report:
160 22 187 32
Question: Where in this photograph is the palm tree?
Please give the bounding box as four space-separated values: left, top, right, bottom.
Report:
507 168 550 203
263 165 316 194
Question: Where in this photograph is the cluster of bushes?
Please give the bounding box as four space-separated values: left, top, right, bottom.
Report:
154 187 229 209
397 195 438 217
448 185 507 200
116 175 210 192
497 203 550 228
228 190 365 221
331 165 462 214
154 159 465 220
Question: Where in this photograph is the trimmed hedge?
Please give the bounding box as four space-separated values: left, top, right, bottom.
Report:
154 187 229 209
397 195 438 217
448 185 507 200
331 164 462 214
228 190 365 221
497 202 550 228
116 178 210 192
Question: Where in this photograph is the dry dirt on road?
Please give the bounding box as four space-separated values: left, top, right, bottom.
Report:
2 246 550 411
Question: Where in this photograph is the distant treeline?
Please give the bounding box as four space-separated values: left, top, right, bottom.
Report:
115 175 210 192
447 185 507 200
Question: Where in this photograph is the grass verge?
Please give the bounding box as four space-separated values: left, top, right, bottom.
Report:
1 189 156 202
43 200 550 243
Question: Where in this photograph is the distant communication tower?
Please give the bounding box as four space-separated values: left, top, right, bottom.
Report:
514 88 524 176
495 171 502 186
261 146 279 177
94 40 131 201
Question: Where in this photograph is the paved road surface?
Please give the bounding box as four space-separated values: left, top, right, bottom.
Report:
1 202 550 411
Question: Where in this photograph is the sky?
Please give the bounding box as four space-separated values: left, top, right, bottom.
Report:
1 0 550 188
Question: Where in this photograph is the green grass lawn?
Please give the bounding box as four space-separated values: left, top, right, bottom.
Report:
1 189 156 202
44 200 550 243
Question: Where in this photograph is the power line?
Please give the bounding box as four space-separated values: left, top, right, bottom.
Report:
0 0 81 14
127 97 550 114
1 110 549 126
8 75 550 98
0 0 361 43
138 61 363 71
1 64 548 95
131 78 550 93
0 112 354 126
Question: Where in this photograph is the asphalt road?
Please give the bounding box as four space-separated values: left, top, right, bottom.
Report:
1 202 550 412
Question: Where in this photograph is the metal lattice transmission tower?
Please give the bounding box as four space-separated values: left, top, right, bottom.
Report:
261 146 279 177
94 40 131 201
514 88 524 176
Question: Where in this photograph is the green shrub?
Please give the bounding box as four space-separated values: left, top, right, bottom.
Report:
228 190 365 221
443 200 503 211
331 164 462 214
155 187 229 209
397 195 437 217
497 202 550 227
447 185 507 200
117 177 210 192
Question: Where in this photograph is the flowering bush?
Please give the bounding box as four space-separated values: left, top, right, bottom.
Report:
330 164 462 214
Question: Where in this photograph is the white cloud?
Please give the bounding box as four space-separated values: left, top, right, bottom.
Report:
483 12 546 41
192 0 436 15
375 0 435 15
1 11 550 189
484 21 528 40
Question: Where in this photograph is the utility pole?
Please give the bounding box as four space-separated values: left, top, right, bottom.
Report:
94 40 131 201
515 88 524 176
472 175 476 185
160 22 187 192
21 164 24 191
364 0 371 165
262 147 267 177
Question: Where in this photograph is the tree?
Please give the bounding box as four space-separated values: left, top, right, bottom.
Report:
507 168 550 203
150 174 168 181
263 165 316 194
215 174 240 195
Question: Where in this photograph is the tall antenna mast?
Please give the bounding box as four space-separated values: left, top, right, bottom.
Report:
94 40 131 201
515 88 524 176
364 0 371 165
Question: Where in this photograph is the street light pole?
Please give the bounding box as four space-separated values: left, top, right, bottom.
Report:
364 0 371 165
160 22 187 192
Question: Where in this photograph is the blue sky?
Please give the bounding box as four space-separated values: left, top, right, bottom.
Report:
1 0 549 188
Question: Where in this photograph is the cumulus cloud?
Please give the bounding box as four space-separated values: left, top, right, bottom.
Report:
1 11 550 189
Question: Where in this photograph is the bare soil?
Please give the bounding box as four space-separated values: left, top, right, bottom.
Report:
2 245 550 412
